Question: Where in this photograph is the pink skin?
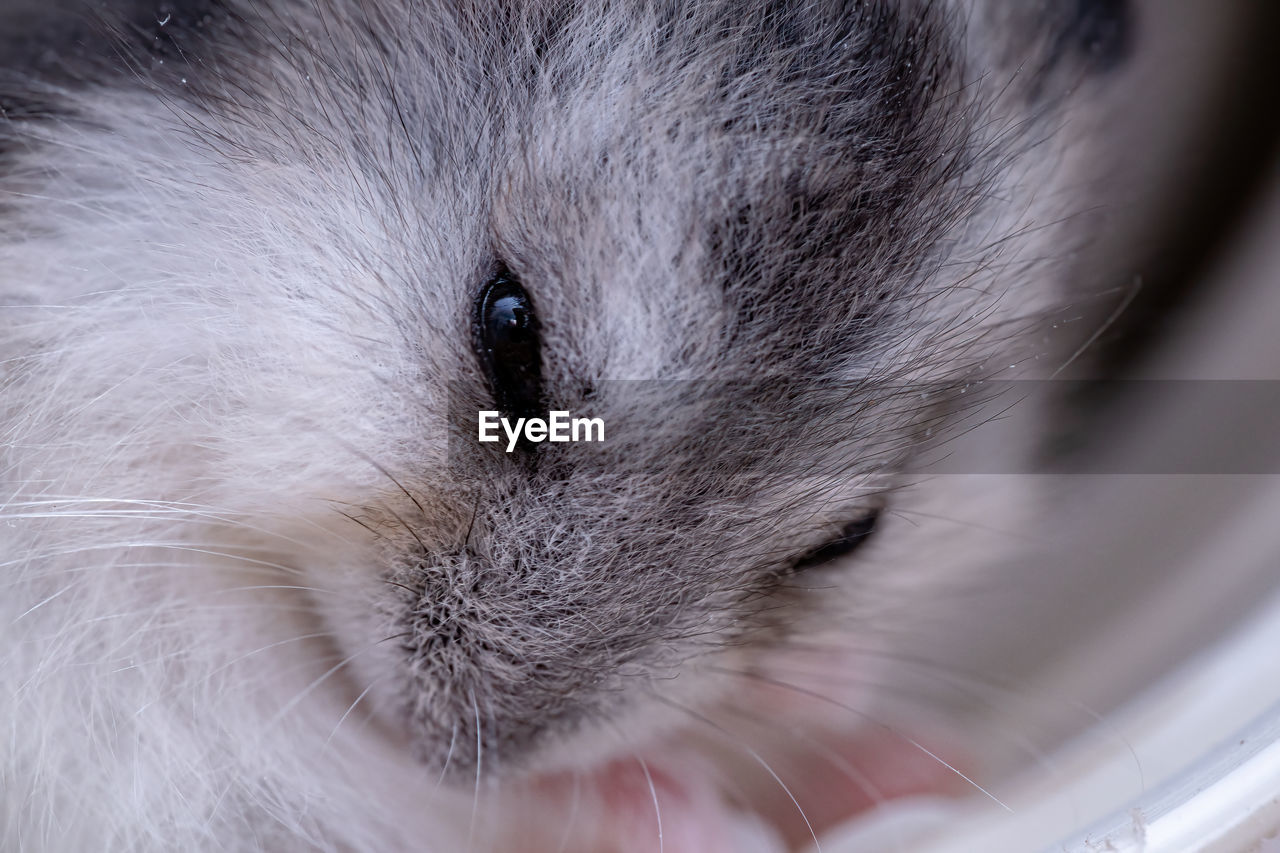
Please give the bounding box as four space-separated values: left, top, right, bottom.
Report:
490 728 962 853
479 648 970 852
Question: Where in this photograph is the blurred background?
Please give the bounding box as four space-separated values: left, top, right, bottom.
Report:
825 2 1280 850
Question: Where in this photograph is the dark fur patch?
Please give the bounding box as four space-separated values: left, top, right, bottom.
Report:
1044 0 1131 75
0 0 229 85
1067 0 1130 68
701 1 964 370
0 0 242 164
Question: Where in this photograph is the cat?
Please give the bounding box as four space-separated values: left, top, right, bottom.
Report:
0 1 1153 850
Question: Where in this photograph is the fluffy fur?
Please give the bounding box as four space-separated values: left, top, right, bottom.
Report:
0 1 1127 850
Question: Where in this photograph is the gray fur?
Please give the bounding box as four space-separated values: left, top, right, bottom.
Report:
0 1 1124 849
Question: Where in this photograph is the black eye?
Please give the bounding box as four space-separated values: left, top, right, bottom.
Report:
792 510 880 573
473 266 543 419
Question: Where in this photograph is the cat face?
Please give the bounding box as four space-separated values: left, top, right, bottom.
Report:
0 1 1129 845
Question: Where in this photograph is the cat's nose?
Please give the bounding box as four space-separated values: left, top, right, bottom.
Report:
390 551 614 781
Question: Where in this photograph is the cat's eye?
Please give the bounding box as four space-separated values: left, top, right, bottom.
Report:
791 510 880 572
473 267 542 419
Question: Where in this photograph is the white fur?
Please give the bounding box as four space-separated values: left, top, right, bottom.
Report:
0 2 1113 849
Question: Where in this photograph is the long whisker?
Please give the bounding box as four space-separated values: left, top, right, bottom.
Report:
636 754 665 853
554 769 584 853
433 721 459 791
1 495 355 549
763 637 1142 789
707 666 1012 812
264 632 407 730
324 677 382 748
651 693 823 853
714 701 888 809
467 692 483 853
